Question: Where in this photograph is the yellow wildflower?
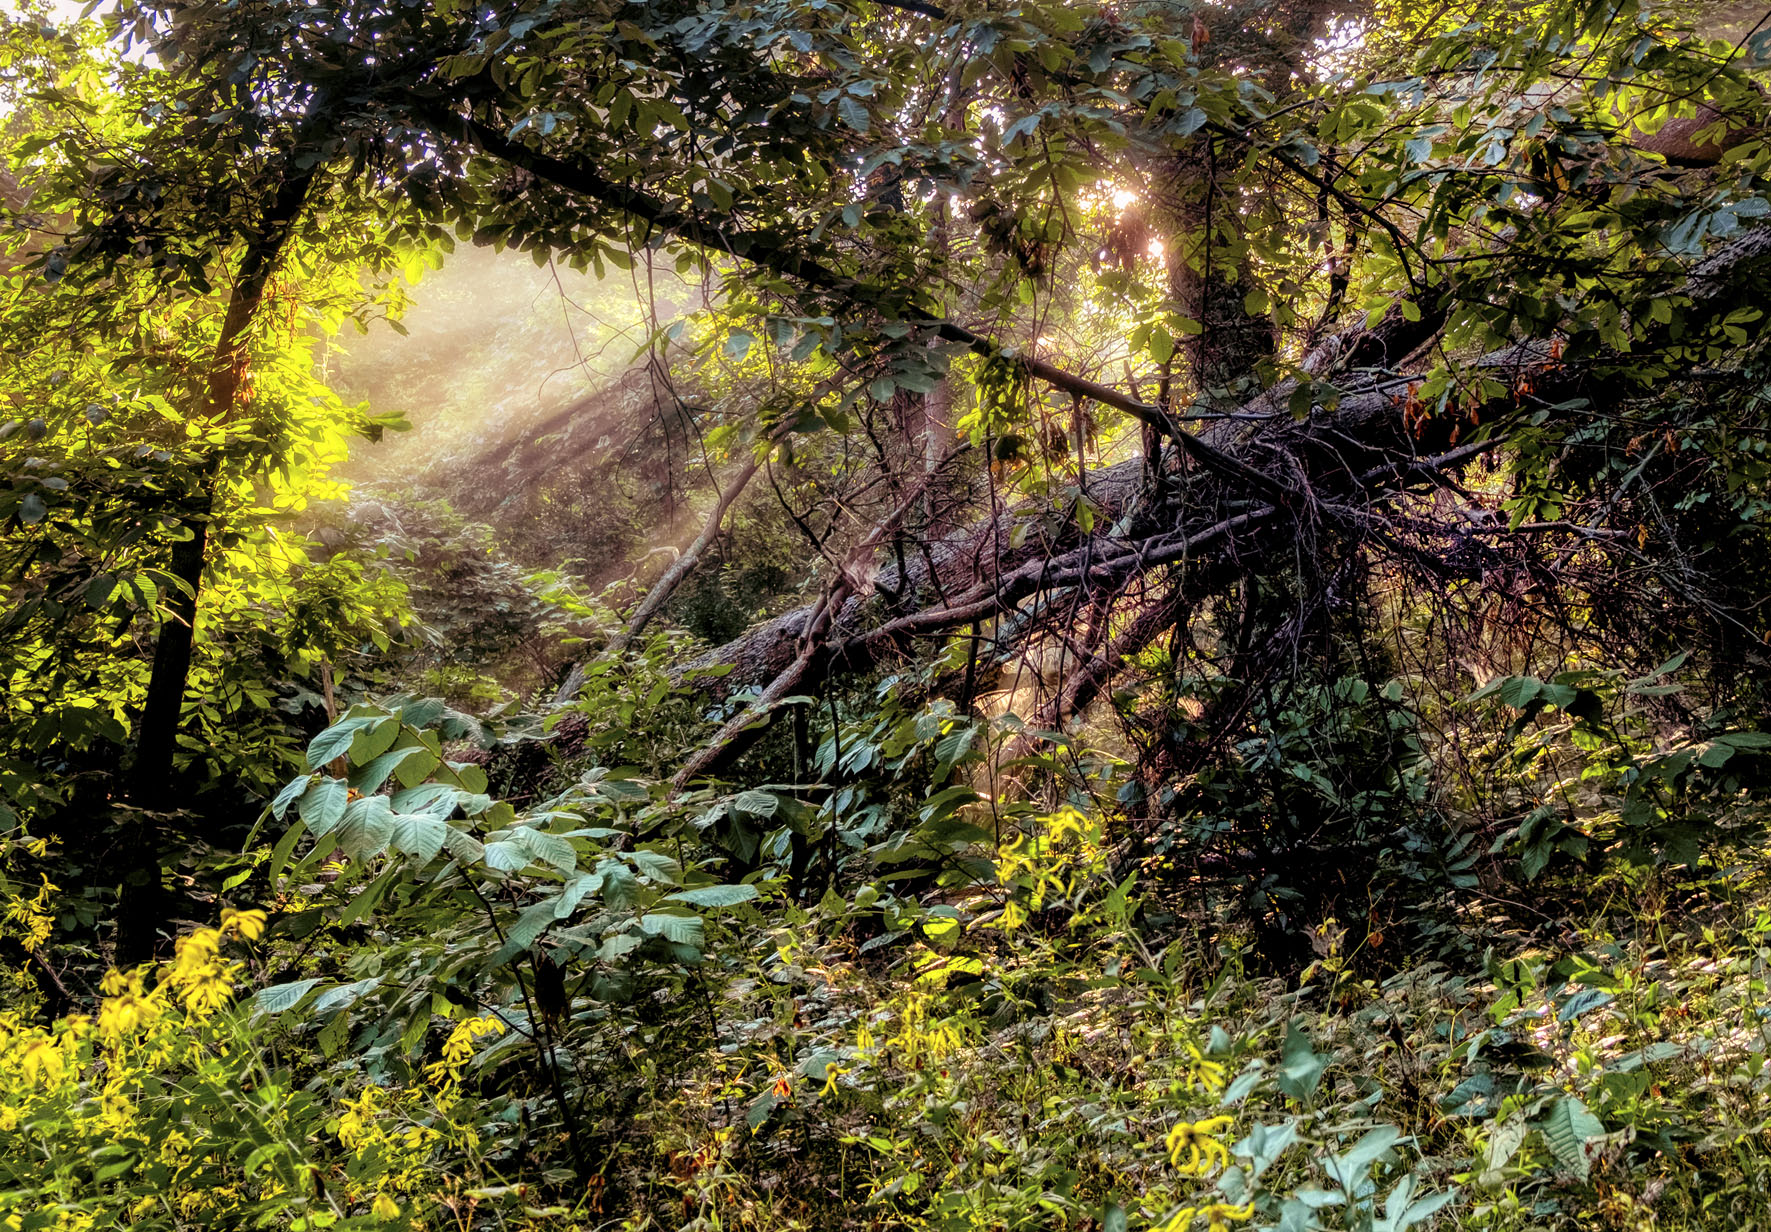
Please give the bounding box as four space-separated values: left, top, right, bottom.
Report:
820 1060 851 1097
169 928 221 978
425 1014 505 1089
1160 1202 1255 1232
97 991 161 1040
220 907 268 941
1165 1116 1234 1175
165 927 239 1016
338 1088 381 1150
1186 1042 1228 1095
18 1034 64 1085
179 965 237 1016
1 876 56 951
1202 1202 1255 1231
370 1192 401 1221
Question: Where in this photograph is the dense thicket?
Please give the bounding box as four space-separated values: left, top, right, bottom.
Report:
7 0 1771 1229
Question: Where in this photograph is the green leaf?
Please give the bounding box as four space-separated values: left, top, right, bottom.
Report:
837 94 869 132
390 813 447 864
268 819 306 885
306 717 371 769
1234 1120 1299 1181
734 789 778 817
597 932 642 962
296 778 349 838
640 912 705 946
255 978 322 1014
1278 1020 1330 1101
1323 1126 1401 1190
271 774 316 819
443 827 485 863
667 883 758 908
1221 1063 1266 1106
391 782 459 819
483 840 529 872
351 745 437 794
312 976 380 1015
1534 1095 1604 1180
626 848 681 882
505 897 559 949
747 1090 782 1130
1373 1174 1456 1232
336 795 395 859
556 871 604 918
1556 988 1614 1022
511 825 577 872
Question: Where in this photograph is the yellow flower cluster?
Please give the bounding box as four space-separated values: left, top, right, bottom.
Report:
424 1013 505 1108
887 990 966 1069
91 908 270 1037
1 874 56 954
0 900 510 1232
335 1081 455 1220
1160 1201 1256 1232
1165 1116 1234 1175
0 908 281 1226
1184 1042 1228 1096
995 808 1107 920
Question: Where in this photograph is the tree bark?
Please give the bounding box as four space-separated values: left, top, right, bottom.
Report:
115 162 320 964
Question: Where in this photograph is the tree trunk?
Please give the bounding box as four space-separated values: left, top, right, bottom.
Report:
115 163 319 964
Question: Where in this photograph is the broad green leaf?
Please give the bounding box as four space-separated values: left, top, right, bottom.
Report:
1323 1126 1401 1190
511 825 577 872
625 848 681 882
336 795 395 859
312 977 380 1015
351 745 437 794
443 827 485 863
734 789 778 817
667 883 758 908
271 773 315 819
306 717 371 769
1234 1120 1299 1181
255 978 322 1014
1556 988 1614 1023
640 912 704 947
296 778 349 837
1278 1019 1330 1101
505 897 559 950
390 813 447 864
1534 1095 1604 1180
597 932 642 962
391 782 459 819
483 840 529 872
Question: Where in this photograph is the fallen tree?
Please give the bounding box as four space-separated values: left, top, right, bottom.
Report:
660 225 1771 785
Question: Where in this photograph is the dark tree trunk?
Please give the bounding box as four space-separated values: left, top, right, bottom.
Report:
114 164 319 964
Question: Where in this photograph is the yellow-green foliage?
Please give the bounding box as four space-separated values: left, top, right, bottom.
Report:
0 908 538 1231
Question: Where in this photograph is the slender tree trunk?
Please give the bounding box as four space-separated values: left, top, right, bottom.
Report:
115 163 319 963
